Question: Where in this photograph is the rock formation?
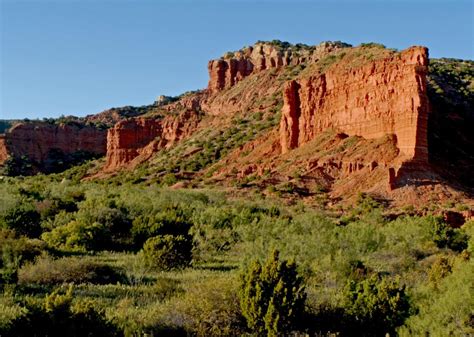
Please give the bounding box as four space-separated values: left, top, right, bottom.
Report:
0 122 107 166
208 41 350 94
3 40 472 206
0 135 8 164
104 110 201 171
104 118 162 171
279 46 430 165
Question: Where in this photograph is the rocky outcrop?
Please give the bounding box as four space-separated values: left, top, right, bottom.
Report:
208 41 350 94
279 46 430 165
104 110 201 171
0 122 107 166
0 135 8 164
104 118 162 170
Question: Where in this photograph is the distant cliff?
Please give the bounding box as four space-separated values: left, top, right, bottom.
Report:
0 122 107 174
104 109 201 171
2 40 472 206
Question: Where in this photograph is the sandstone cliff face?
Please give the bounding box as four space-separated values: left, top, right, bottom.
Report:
0 123 107 165
0 135 8 164
104 110 201 171
208 41 350 94
105 118 162 170
279 46 430 164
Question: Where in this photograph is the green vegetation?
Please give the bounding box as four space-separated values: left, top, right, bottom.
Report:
343 275 410 335
2 156 36 177
427 57 474 186
239 250 306 336
359 42 386 49
0 50 472 336
0 168 471 336
2 150 102 177
0 286 120 337
142 235 192 270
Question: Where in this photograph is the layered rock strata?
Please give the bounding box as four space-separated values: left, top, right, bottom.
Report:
279 46 430 164
208 41 350 94
0 135 8 163
0 123 107 165
104 110 201 171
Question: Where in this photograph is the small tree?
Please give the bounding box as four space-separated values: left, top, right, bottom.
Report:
239 250 306 336
142 235 192 270
1 203 42 238
343 275 411 335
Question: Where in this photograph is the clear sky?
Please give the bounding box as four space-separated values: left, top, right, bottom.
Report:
1 0 473 119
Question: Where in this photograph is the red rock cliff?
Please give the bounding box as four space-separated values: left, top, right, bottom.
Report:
208 41 350 94
280 46 429 163
104 110 201 171
0 135 8 164
0 123 107 165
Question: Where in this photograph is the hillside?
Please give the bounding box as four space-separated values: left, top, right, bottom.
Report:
78 42 473 207
1 41 473 209
1 40 473 337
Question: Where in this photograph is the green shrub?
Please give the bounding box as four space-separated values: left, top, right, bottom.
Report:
35 197 78 220
0 202 41 238
170 275 245 336
1 286 121 337
2 155 36 176
0 246 20 286
0 230 46 286
0 296 28 334
42 220 108 252
430 216 468 252
239 250 306 336
399 257 473 336
142 235 192 270
162 173 178 186
343 275 410 335
131 205 193 248
428 255 452 286
359 42 386 49
18 256 125 285
355 192 384 214
0 229 45 266
74 198 132 249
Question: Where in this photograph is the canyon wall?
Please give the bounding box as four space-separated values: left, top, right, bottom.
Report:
0 135 8 164
0 123 107 165
279 46 430 163
208 41 350 94
104 110 201 171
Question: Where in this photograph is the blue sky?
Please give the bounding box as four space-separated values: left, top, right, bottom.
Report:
1 0 473 119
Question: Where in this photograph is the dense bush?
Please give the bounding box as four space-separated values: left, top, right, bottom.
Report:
343 275 411 336
2 156 36 176
0 286 121 337
428 255 453 286
142 235 192 271
35 197 78 220
42 196 132 251
0 202 41 238
239 250 306 336
131 205 193 249
400 256 474 336
18 256 125 285
0 174 472 336
167 275 245 336
0 230 45 266
0 246 19 286
0 229 46 287
430 216 468 252
42 220 109 252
